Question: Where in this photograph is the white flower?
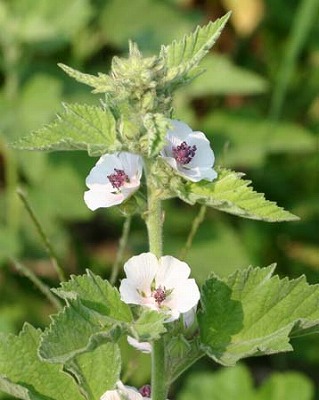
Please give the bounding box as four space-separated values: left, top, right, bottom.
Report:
84 152 143 210
100 381 149 400
119 253 200 322
161 119 217 182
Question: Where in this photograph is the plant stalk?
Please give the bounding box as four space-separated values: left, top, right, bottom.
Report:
144 160 167 400
17 189 66 282
110 216 132 285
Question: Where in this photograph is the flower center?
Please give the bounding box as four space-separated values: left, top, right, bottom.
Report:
172 141 197 165
107 168 129 190
139 384 151 397
152 286 166 306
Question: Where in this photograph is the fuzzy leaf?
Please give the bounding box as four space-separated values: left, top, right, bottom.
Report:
130 309 166 342
63 343 121 400
58 63 114 93
40 271 132 363
173 167 298 222
12 103 119 156
198 265 319 366
143 113 171 157
160 12 231 84
0 324 80 400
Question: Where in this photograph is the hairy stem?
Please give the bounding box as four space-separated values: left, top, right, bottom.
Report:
17 189 66 282
110 216 132 285
144 160 167 400
179 205 207 260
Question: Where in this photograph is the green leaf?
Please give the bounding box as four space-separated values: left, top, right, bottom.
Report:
143 113 171 157
12 103 120 156
58 63 114 93
198 265 319 366
130 309 166 342
160 12 231 84
40 271 132 363
173 167 298 222
0 324 80 400
63 343 121 400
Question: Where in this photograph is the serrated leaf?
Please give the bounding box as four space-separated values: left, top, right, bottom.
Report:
160 12 231 84
58 63 114 93
198 265 319 366
0 324 80 400
12 103 120 156
40 271 132 363
143 113 170 157
63 343 121 400
173 167 298 222
130 309 166 342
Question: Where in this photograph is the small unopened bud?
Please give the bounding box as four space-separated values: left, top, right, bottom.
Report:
139 384 151 397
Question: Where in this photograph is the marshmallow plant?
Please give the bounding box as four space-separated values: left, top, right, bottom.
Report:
5 12 319 400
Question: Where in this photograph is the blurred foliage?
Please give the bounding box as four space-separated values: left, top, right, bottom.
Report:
0 0 318 398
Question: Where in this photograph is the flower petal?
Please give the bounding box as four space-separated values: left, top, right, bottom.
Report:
161 119 217 183
84 189 124 210
86 154 123 187
119 280 142 305
156 256 191 289
165 279 200 314
123 253 158 288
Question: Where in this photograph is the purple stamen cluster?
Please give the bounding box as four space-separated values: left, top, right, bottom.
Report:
139 384 151 397
107 168 129 189
152 286 166 305
172 141 197 165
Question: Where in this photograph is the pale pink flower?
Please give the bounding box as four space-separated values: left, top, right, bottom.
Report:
119 253 200 322
84 152 142 210
161 119 217 182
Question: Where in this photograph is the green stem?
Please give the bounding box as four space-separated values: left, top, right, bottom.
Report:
11 259 61 310
17 189 66 282
109 216 132 285
179 205 207 260
144 160 167 400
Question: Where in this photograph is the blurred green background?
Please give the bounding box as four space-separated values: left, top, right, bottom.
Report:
0 0 318 398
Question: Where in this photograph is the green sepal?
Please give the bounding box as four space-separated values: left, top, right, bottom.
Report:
11 103 120 156
198 265 319 366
